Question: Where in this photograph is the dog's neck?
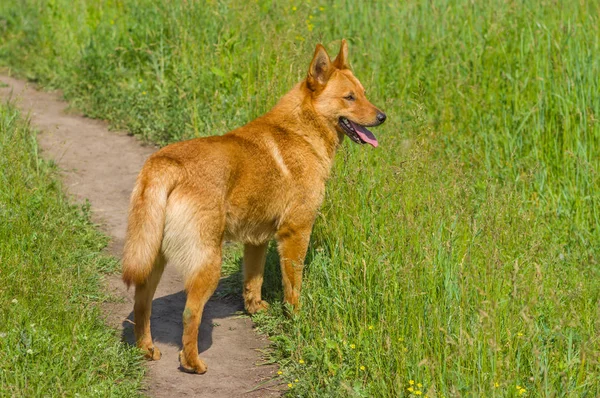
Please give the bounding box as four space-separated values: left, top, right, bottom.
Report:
268 82 341 170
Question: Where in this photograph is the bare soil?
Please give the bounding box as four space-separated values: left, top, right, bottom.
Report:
0 74 281 397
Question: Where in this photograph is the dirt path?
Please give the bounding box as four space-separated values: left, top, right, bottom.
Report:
0 74 280 397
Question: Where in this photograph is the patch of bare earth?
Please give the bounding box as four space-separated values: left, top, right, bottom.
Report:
0 74 282 397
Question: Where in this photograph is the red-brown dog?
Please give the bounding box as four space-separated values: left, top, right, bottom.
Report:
122 39 386 373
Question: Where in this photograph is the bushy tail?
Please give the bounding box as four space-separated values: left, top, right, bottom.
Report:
122 157 180 287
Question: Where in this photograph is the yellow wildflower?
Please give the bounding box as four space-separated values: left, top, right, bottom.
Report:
408 387 414 392
360 365 365 371
415 391 422 396
299 359 305 364
409 380 415 385
277 371 282 375
368 325 374 330
417 383 422 388
350 344 356 349
295 379 299 383
292 6 296 11
319 6 325 11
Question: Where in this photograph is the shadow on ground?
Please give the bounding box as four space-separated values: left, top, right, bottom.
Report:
122 278 248 353
121 244 286 353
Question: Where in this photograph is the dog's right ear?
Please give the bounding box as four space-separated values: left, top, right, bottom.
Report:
307 44 332 91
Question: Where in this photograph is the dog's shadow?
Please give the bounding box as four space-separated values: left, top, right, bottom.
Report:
121 275 248 353
121 244 285 352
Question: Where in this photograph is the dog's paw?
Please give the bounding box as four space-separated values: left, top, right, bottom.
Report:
139 344 161 360
245 299 270 314
179 350 208 374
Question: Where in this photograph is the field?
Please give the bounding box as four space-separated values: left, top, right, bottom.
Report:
1 0 599 396
0 104 144 395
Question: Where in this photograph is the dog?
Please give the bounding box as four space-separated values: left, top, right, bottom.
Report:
121 39 386 374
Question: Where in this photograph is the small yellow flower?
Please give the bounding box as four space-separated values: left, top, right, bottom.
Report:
360 365 365 371
407 387 414 392
409 380 415 385
417 383 422 387
299 359 305 364
517 332 524 337
309 15 314 19
110 20 114 25
319 6 325 11
494 382 499 388
291 6 297 11
516 385 521 389
519 388 527 395
368 325 374 330
277 371 282 375
294 379 299 383
287 383 293 388
142 91 147 95
138 78 143 83
415 391 422 396
350 344 356 349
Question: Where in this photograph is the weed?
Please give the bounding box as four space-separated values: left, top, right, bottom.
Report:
0 104 144 396
1 0 598 396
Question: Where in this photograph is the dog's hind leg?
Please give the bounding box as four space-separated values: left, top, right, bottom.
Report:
243 243 269 314
178 249 221 374
133 253 166 360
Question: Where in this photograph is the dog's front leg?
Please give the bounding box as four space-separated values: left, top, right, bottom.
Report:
276 223 312 310
243 243 269 314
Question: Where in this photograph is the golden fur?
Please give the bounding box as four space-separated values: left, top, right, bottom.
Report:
121 39 386 373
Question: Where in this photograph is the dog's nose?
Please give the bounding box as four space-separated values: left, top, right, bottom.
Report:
376 112 387 123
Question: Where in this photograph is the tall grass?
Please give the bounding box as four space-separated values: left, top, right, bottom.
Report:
1 0 598 396
0 103 144 396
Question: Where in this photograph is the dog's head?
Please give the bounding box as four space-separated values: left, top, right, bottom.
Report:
306 39 386 148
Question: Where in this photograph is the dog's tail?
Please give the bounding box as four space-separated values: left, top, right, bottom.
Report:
122 156 180 287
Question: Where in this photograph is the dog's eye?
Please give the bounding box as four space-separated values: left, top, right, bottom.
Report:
344 94 355 101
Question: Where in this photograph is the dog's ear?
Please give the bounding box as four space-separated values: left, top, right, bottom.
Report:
307 44 332 90
333 39 350 69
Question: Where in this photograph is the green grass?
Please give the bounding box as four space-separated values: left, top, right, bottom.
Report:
1 0 599 396
0 103 144 396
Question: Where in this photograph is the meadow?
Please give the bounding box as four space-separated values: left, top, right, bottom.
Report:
0 103 144 396
1 0 599 396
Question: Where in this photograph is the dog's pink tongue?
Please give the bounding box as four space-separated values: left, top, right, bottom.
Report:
350 121 379 148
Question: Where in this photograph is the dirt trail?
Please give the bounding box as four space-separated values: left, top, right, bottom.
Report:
0 75 280 397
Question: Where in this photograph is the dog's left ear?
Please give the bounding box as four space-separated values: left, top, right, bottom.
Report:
333 39 350 69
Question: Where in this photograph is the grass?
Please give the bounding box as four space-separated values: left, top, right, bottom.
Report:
0 103 144 396
1 0 599 396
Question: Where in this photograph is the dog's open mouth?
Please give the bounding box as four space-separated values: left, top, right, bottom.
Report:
339 117 379 148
